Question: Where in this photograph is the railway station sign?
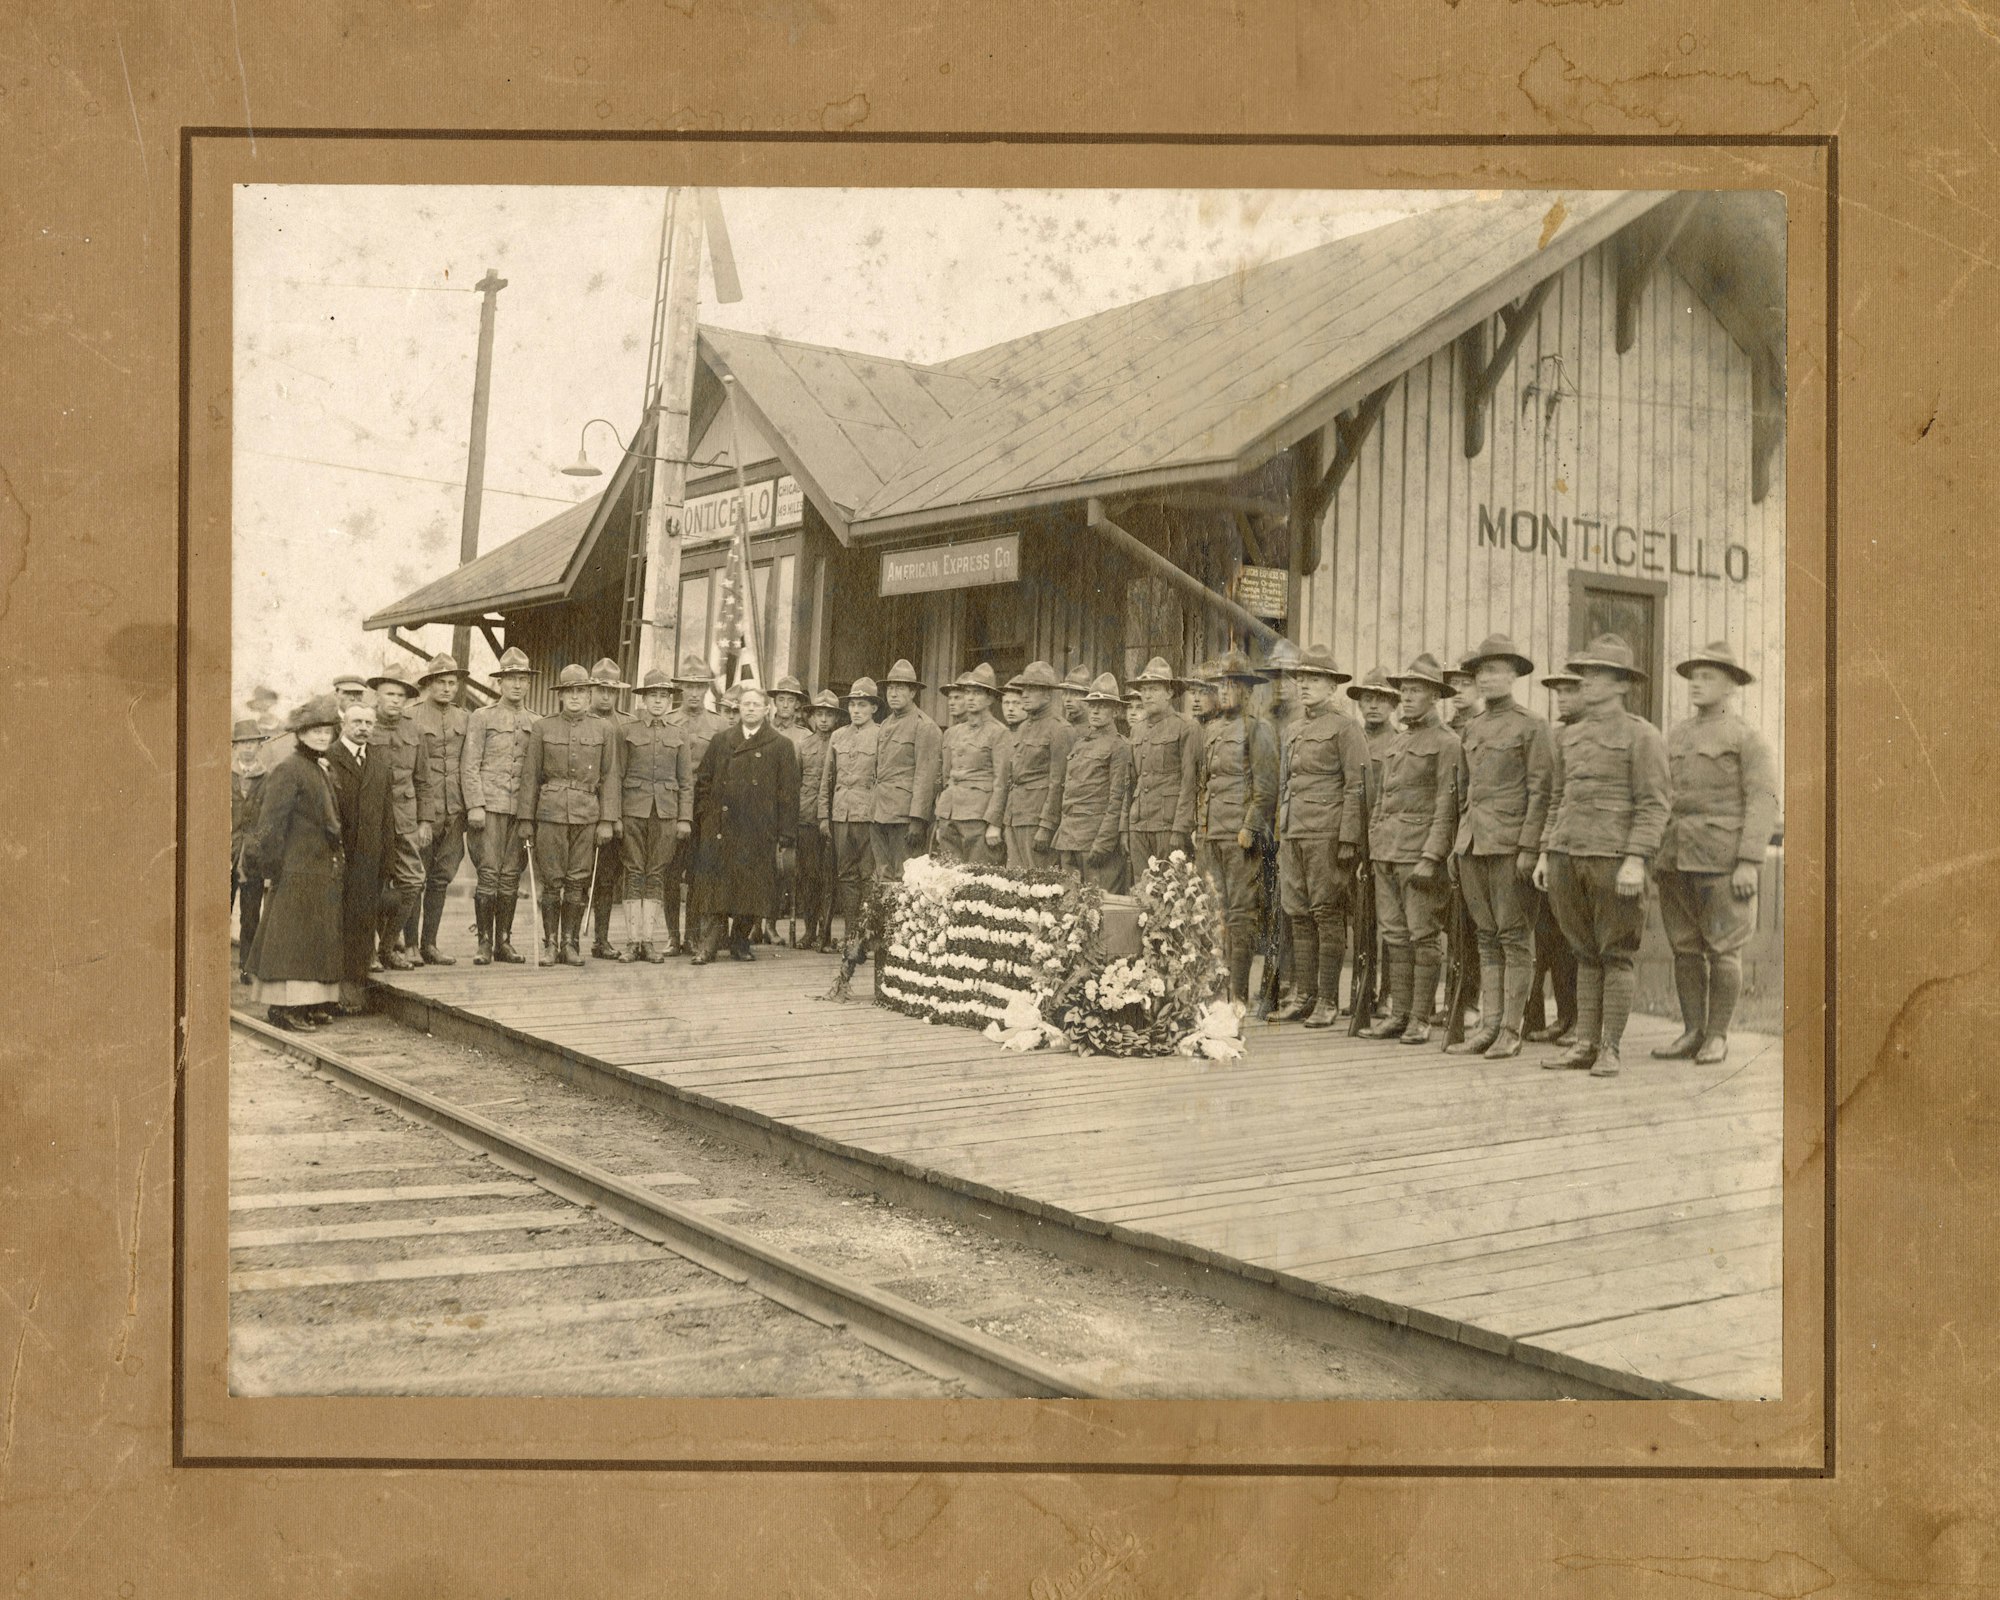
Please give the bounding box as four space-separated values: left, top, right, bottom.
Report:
680 474 805 546
1233 564 1290 621
879 533 1021 596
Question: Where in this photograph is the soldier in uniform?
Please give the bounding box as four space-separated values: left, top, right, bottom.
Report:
615 667 692 963
792 689 840 950
1534 633 1672 1078
665 654 726 956
408 652 470 966
517 663 619 967
770 675 806 733
1187 660 1221 726
1359 654 1461 1044
364 657 438 972
585 658 634 958
1445 664 1482 734
1255 639 1303 1019
935 663 1007 866
1059 664 1092 727
1000 683 1027 735
1650 642 1778 1067
1524 669 1584 1043
1447 634 1556 1059
996 660 1072 871
873 659 942 880
1125 656 1200 882
460 646 538 965
1198 651 1279 1007
1046 673 1131 890
1343 665 1402 1017
231 718 268 983
1272 645 1369 1027
819 677 883 996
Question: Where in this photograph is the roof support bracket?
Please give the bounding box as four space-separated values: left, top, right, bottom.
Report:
1086 498 1280 648
476 619 506 660
1615 192 1702 355
1307 383 1392 518
1460 277 1557 460
1750 346 1783 505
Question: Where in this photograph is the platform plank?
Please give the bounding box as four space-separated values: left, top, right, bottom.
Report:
359 929 1786 1399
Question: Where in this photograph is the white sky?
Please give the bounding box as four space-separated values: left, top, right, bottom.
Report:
232 185 1469 709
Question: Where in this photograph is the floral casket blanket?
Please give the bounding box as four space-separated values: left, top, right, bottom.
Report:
873 852 1243 1060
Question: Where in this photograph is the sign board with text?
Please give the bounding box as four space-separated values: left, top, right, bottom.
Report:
680 475 805 546
879 534 1022 597
1233 564 1290 621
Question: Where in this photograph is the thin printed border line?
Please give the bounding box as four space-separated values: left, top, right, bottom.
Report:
174 127 1837 1476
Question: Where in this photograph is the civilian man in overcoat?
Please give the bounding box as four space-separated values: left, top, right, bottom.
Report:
408 651 470 966
872 658 942 879
1534 633 1672 1078
934 663 1007 866
1650 641 1779 1067
1448 633 1556 1060
690 685 800 965
1198 650 1279 1008
517 663 618 967
231 718 268 983
1358 653 1462 1045
325 699 394 1011
460 646 537 965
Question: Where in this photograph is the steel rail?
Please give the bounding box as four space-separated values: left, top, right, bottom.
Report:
230 1010 1109 1400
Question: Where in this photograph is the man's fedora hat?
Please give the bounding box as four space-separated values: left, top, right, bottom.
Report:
1566 633 1647 679
231 718 265 744
1387 653 1451 693
1459 633 1536 678
1676 640 1754 685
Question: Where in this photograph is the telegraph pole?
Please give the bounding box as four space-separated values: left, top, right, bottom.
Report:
632 192 706 689
453 267 507 687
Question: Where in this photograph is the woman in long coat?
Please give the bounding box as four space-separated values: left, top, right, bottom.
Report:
243 697 346 1031
690 685 800 964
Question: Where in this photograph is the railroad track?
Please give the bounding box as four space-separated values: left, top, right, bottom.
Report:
230 1010 1106 1400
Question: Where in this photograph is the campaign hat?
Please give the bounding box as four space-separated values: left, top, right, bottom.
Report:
417 651 463 684
1539 669 1583 689
554 663 593 691
1675 640 1754 685
1346 664 1400 702
673 654 714 686
1007 660 1062 691
771 674 807 699
491 647 535 678
1130 656 1179 688
1083 672 1123 705
1060 665 1093 695
1566 632 1647 680
954 662 1000 696
1213 648 1266 683
588 657 628 689
882 658 925 688
845 675 883 704
1291 643 1352 683
810 689 842 712
1459 633 1536 677
1387 652 1450 693
1261 638 1302 675
366 657 421 695
636 667 676 692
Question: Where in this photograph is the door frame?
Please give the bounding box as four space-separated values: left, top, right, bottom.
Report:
1567 568 1668 724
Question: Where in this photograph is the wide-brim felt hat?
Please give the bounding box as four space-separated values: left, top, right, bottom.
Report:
1261 639 1302 675
1459 633 1535 677
588 657 629 689
770 674 807 698
882 658 925 688
287 695 341 734
1130 655 1179 688
1676 640 1754 684
490 647 535 677
1540 669 1583 689
810 689 842 712
673 654 715 685
1213 649 1266 683
417 652 463 683
954 662 1000 695
231 718 265 743
1060 665 1093 693
1008 660 1062 691
1083 671 1122 705
367 660 420 694
1566 632 1647 679
1291 643 1352 683
636 667 676 692
554 663 593 690
1346 665 1399 701
845 676 883 703
1387 653 1450 693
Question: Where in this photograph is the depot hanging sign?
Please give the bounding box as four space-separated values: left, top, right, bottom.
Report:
679 475 804 545
879 533 1022 596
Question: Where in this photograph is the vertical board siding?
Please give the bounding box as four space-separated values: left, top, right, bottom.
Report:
1305 238 1785 772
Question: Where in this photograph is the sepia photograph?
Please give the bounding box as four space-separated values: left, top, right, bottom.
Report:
226 181 1787 1405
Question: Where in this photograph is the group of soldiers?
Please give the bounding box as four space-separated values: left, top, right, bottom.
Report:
234 625 1776 1075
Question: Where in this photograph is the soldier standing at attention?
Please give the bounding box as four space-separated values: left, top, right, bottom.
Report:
1255 639 1303 1020
408 652 470 966
1524 670 1584 1043
1650 642 1778 1067
793 690 841 950
1197 651 1279 1008
819 678 883 997
769 676 806 733
935 664 1007 866
873 659 942 879
1125 656 1200 881
665 655 726 957
1046 673 1131 890
1271 645 1369 1027
1343 665 1402 1017
1059 665 1092 728
1445 664 1482 734
1447 634 1556 1060
1535 634 1672 1078
460 647 537 965
585 659 634 958
1000 684 1026 733
770 675 811 937
1187 660 1221 727
1358 654 1461 1045
231 718 269 983
615 667 692 964
365 658 438 972
517 663 619 967
996 661 1073 871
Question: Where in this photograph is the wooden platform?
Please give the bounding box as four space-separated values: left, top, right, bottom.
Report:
365 917 1782 1400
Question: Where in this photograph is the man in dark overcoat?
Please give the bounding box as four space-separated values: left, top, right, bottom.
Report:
324 700 395 1013
690 684 801 965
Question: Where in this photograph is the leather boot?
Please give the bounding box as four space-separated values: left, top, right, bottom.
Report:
1272 917 1318 1021
1483 1027 1523 1059
1652 953 1708 1057
557 901 586 966
1401 950 1440 1045
1695 955 1740 1064
379 894 416 971
1449 951 1502 1051
1590 1045 1623 1077
493 896 525 963
1303 928 1344 1027
538 895 561 961
420 888 455 965
1227 934 1254 1007
472 895 494 966
1361 947 1411 1038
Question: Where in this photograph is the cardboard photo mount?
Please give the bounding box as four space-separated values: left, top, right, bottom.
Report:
181 133 1832 1474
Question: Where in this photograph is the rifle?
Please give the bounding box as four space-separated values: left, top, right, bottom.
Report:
1347 857 1377 1037
1440 857 1475 1047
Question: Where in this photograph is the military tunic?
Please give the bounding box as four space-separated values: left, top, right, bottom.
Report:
366 714 436 912
1277 702 1369 923
935 714 1008 866
996 706 1073 871
1368 707 1460 975
1451 695 1556 1034
1197 710 1279 944
409 698 471 947
787 724 834 941
461 702 536 903
872 703 943 880
1126 707 1201 881
819 719 883 951
616 714 690 911
518 711 619 903
1655 709 1778 959
1046 727 1131 890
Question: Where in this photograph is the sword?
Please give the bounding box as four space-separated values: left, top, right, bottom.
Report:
523 830 544 966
